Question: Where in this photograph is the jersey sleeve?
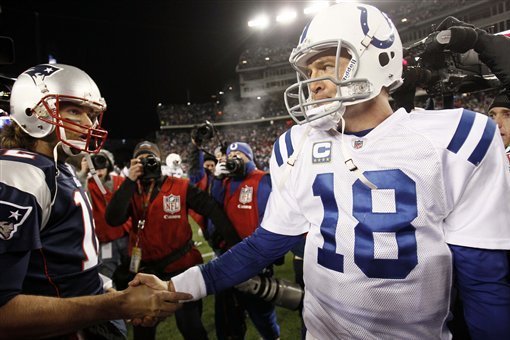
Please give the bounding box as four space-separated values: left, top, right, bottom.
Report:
0 155 51 253
260 126 310 236
0 153 52 307
441 109 510 249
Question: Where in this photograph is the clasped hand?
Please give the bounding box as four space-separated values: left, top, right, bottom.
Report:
122 273 192 327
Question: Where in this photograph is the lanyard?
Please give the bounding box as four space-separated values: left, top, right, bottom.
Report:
134 179 156 246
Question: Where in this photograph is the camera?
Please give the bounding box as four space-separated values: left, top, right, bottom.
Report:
91 154 109 170
403 23 497 97
235 275 304 310
191 120 215 147
225 156 246 177
140 155 161 180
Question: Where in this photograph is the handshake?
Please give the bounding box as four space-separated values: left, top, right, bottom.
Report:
116 273 187 327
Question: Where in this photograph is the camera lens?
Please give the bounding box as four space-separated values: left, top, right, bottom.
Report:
92 155 108 169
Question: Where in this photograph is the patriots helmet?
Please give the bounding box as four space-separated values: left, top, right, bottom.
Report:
166 153 182 167
284 3 403 125
10 64 107 153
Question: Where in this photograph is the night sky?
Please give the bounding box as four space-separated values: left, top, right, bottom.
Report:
0 0 306 139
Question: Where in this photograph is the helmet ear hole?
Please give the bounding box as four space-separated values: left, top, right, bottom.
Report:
25 108 33 116
379 52 390 67
391 51 395 58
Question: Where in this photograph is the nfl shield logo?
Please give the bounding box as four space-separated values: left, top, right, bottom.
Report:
352 139 364 150
163 195 181 214
239 186 253 204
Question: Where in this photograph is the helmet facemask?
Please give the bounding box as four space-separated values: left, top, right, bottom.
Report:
30 94 107 154
284 3 403 130
285 40 374 131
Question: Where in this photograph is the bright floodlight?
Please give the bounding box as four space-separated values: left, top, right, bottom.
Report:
304 1 330 15
276 9 297 24
335 0 359 3
248 14 270 29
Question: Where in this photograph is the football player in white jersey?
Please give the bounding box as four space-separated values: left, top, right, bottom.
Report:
131 3 510 339
0 64 191 338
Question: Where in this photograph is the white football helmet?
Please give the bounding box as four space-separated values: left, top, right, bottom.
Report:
166 153 182 167
163 153 184 178
284 3 403 125
9 63 107 153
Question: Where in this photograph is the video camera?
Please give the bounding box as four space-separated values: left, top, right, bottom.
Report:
140 155 161 180
403 18 498 96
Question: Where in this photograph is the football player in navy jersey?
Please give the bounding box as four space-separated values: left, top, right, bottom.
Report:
0 63 191 339
132 3 510 339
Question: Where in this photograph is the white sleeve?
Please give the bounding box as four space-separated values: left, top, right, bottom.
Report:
172 266 207 301
260 127 310 236
444 114 510 249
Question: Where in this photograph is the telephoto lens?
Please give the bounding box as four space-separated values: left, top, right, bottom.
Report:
235 275 304 310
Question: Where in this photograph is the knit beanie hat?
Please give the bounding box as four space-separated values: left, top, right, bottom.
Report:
226 142 253 161
133 141 161 159
489 90 510 111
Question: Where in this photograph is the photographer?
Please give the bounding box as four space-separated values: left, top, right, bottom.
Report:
188 122 233 252
84 150 131 280
210 141 281 340
488 91 510 154
105 141 238 340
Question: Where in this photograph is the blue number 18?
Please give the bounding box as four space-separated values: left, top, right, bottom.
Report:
312 169 418 279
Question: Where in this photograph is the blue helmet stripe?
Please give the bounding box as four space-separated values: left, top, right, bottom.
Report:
358 6 394 49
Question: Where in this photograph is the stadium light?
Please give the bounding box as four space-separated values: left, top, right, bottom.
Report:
304 1 330 15
335 0 359 3
276 9 297 24
248 14 270 29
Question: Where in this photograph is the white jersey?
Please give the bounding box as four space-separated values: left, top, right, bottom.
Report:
262 108 510 339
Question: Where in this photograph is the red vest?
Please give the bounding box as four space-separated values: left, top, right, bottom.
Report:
224 169 266 239
130 177 203 273
188 174 208 232
88 175 131 243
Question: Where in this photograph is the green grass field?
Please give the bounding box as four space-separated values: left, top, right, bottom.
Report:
127 219 303 339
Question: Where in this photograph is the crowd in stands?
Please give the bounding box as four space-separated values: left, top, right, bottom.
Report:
414 90 498 111
384 0 471 26
237 42 294 70
157 94 288 126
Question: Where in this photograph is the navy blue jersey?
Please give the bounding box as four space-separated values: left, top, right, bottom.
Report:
0 148 102 306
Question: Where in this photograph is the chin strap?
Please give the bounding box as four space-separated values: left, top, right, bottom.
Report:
56 140 107 195
85 153 107 195
51 142 62 208
338 116 377 190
